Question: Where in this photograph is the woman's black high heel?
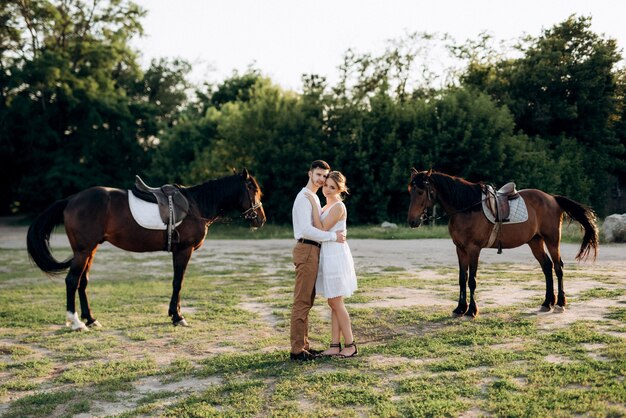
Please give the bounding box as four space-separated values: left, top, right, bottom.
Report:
340 342 358 358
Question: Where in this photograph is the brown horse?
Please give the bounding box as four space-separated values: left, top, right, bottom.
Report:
27 169 265 329
407 169 598 318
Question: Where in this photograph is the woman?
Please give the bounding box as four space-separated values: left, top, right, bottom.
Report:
304 171 358 357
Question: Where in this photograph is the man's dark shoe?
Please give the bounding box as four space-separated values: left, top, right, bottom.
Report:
290 350 318 361
307 348 324 356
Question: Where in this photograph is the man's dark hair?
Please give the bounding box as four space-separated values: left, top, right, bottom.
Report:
310 160 330 171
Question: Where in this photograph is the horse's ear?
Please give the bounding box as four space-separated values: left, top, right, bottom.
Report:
241 167 250 180
410 167 418 176
426 168 433 178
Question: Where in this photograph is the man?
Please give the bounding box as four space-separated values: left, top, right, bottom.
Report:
290 160 346 361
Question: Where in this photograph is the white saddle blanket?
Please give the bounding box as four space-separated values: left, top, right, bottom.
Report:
482 193 529 224
128 191 183 230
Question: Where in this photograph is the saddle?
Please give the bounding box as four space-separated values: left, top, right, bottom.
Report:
485 182 519 222
132 176 190 251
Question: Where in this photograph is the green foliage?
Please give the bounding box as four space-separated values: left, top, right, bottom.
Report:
0 0 190 214
3 9 625 221
461 15 625 212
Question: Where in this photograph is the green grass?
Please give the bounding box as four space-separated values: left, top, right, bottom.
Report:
58 358 159 385
206 222 450 239
576 287 624 301
0 233 624 417
1 391 76 418
205 220 600 243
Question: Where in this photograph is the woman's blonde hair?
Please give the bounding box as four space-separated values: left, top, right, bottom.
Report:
327 171 349 199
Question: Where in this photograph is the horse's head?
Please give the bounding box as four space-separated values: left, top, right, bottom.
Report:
407 168 435 228
239 168 266 228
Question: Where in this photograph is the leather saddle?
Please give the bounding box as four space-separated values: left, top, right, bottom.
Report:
132 176 190 226
486 182 519 222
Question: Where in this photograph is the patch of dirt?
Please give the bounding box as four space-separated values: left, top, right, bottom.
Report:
459 407 490 418
239 301 281 328
544 354 573 364
75 375 222 418
582 343 610 362
366 354 435 368
358 287 450 308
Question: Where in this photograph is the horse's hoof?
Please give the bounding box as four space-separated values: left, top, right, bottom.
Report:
539 305 552 312
452 307 468 317
174 318 189 327
72 323 89 331
66 311 88 331
553 305 566 313
87 320 102 328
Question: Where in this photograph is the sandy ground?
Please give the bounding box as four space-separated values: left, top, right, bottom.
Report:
3 222 624 267
4 220 624 318
1 220 625 416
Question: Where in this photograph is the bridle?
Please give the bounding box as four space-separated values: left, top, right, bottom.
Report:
411 177 435 220
410 177 435 204
410 175 487 222
242 179 263 220
423 179 434 203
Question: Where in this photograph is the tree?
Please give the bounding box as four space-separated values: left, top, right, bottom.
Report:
146 69 262 185
204 77 328 223
209 68 261 109
460 15 625 212
128 58 192 142
0 0 192 213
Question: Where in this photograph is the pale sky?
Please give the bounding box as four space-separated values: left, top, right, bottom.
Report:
131 0 625 91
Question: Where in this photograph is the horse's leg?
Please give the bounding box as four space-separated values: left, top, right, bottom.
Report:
65 252 92 331
169 246 193 326
77 249 101 327
453 247 469 317
465 250 480 318
528 237 555 311
546 241 566 312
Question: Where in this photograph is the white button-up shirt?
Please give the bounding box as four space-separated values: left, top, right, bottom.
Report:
292 188 337 242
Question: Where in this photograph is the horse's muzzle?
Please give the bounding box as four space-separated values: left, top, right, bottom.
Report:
250 217 266 228
408 218 423 228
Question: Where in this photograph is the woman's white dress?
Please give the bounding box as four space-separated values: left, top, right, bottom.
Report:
316 202 358 299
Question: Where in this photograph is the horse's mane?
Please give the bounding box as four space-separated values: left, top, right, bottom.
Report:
182 174 245 218
425 171 483 212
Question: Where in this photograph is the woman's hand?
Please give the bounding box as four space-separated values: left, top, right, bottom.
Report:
305 193 316 206
306 193 324 229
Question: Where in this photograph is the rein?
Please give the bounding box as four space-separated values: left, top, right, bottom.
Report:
242 202 263 220
420 199 486 222
183 175 262 224
419 180 486 222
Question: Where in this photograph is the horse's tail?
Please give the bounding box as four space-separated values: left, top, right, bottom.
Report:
27 199 73 274
554 195 599 262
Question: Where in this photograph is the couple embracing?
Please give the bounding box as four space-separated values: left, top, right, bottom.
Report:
290 160 358 361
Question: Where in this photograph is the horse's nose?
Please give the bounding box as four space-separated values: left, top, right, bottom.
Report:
408 219 421 228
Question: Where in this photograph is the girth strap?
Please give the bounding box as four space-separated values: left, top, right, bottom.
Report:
132 175 189 252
